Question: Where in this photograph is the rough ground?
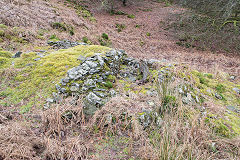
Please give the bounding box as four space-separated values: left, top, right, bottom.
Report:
1 0 239 79
89 0 240 79
0 0 240 159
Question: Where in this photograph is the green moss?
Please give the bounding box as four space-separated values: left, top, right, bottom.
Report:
0 57 10 68
191 69 239 106
0 45 110 106
0 50 12 58
215 84 226 93
20 103 33 114
0 50 12 68
206 112 240 137
226 113 240 136
146 32 151 36
104 81 113 88
0 24 7 29
107 75 116 81
127 14 135 18
204 73 213 79
0 30 4 36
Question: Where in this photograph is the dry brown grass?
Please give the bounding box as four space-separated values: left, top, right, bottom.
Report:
0 92 239 159
0 0 84 28
150 106 240 159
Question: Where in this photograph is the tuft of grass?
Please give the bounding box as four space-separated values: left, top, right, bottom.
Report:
215 84 226 93
82 36 92 44
110 10 126 15
127 14 135 19
99 33 111 47
116 23 126 32
135 24 141 28
49 34 59 41
51 22 74 35
146 32 151 36
101 33 109 40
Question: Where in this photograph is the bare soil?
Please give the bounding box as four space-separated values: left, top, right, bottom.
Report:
88 0 240 80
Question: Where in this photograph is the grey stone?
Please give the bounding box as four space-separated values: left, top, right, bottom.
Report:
62 77 70 83
70 86 78 92
77 55 86 61
128 76 137 82
230 75 235 80
52 92 61 103
86 92 102 105
147 101 155 107
34 58 41 61
233 88 240 94
226 106 239 113
89 68 100 74
12 51 23 58
82 63 90 71
215 93 223 100
96 79 104 83
43 103 50 109
26 63 34 67
78 69 88 76
182 93 192 104
93 91 106 98
36 52 44 57
156 117 163 127
70 83 80 92
148 59 161 65
85 61 98 68
139 113 151 128
195 96 200 103
46 98 54 103
56 84 66 94
84 79 96 88
83 103 98 115
105 114 113 124
178 88 184 94
96 55 104 66
109 89 116 97
48 40 81 49
93 88 107 92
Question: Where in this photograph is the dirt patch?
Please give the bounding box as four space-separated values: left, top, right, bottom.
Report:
0 0 84 28
88 0 240 80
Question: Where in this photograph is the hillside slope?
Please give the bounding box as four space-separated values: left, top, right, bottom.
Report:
0 0 240 159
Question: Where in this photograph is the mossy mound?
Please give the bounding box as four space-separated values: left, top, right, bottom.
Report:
0 43 239 138
0 49 12 69
0 45 110 108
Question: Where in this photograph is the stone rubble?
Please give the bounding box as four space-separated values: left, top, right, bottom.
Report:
47 39 87 49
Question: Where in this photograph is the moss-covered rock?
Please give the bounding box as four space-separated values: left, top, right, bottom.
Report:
0 45 110 107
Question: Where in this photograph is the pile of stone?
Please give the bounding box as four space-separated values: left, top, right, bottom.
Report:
46 49 150 115
45 43 202 119
47 40 87 49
